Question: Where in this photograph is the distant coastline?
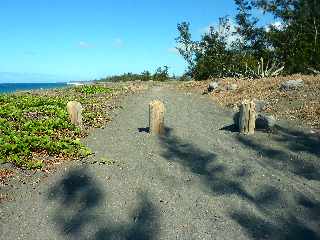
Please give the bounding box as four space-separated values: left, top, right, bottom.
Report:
0 82 71 93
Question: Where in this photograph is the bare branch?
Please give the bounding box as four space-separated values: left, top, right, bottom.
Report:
271 66 285 76
307 67 320 74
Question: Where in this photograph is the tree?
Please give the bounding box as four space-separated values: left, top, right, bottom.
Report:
153 66 169 81
253 0 320 73
141 70 151 81
175 18 260 79
175 0 320 79
175 22 196 72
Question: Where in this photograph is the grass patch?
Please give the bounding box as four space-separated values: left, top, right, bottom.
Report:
0 85 118 169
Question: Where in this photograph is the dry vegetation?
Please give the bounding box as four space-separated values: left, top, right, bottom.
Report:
0 169 14 184
178 74 320 129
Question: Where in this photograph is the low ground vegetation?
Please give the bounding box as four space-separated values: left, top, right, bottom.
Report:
0 85 121 169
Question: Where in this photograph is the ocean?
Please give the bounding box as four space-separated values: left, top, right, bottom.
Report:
0 82 69 93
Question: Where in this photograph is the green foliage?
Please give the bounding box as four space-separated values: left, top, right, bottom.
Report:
262 0 320 73
175 0 320 79
26 160 44 170
0 92 101 168
97 72 145 82
176 19 259 80
76 85 113 94
95 67 171 83
176 22 195 68
141 70 152 81
152 66 169 81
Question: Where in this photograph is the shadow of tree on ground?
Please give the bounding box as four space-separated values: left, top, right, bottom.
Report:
159 127 320 240
159 128 278 203
231 208 319 240
231 188 320 239
274 125 320 157
94 191 159 240
236 125 320 181
47 167 159 240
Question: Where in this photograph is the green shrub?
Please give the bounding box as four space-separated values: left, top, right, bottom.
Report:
76 85 113 94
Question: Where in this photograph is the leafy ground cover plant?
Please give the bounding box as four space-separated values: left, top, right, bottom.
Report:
76 85 113 94
0 85 117 169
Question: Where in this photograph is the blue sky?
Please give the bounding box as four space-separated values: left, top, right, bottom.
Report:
0 0 266 82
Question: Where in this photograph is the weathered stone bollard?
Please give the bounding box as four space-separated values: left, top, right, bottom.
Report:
67 101 83 129
239 100 256 135
149 100 165 135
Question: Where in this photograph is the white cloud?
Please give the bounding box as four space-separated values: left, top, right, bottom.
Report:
79 41 94 48
168 47 179 54
200 19 242 48
265 21 284 32
113 38 124 48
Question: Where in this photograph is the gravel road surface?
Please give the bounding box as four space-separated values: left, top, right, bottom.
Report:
1 86 320 240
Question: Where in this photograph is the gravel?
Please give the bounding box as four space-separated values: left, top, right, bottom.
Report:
1 86 320 240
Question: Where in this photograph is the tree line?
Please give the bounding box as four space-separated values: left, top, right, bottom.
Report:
176 0 320 80
94 66 179 82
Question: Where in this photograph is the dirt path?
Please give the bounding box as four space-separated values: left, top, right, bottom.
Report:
1 86 320 240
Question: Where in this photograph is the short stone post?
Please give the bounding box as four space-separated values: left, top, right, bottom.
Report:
149 100 165 135
67 101 83 129
239 100 256 135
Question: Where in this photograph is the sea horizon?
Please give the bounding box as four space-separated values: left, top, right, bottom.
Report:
0 82 70 93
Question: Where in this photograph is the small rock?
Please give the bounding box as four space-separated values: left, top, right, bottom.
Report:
226 84 238 91
256 114 276 129
310 130 316 134
254 99 268 112
280 79 304 91
208 82 219 92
